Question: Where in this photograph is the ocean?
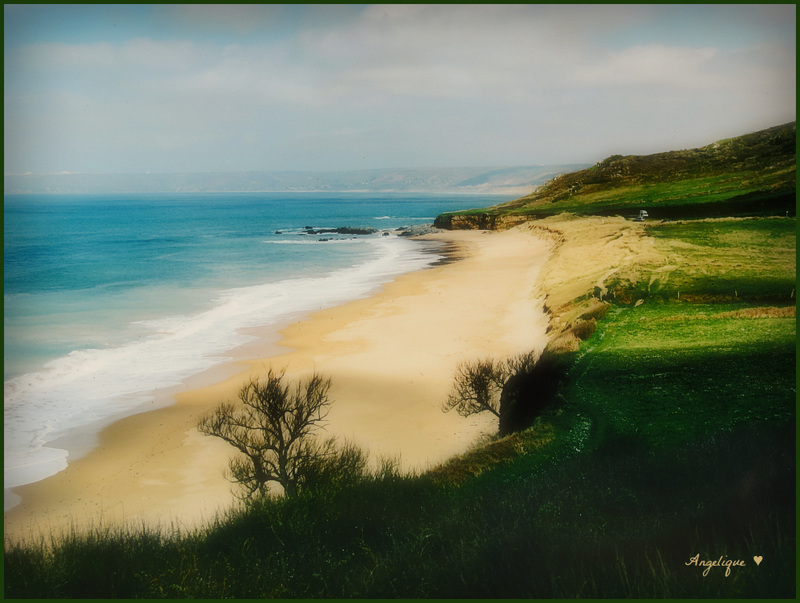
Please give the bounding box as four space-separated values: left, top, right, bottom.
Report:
3 192 510 509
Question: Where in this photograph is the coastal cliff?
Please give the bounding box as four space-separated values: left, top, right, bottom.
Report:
433 213 531 230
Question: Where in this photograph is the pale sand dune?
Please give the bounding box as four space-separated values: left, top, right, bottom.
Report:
4 227 555 542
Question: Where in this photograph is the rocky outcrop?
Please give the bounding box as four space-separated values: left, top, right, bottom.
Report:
303 226 378 235
433 213 534 231
395 224 442 237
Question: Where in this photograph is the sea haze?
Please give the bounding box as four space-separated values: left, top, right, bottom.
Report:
3 165 588 196
3 192 511 508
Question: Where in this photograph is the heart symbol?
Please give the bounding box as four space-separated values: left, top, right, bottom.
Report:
753 556 763 566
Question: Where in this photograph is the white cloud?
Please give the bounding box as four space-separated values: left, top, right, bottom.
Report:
574 45 720 88
16 41 117 69
3 4 796 174
284 5 674 105
119 38 203 71
165 4 285 34
14 38 206 73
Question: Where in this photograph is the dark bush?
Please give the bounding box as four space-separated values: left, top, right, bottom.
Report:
498 350 566 436
570 318 597 341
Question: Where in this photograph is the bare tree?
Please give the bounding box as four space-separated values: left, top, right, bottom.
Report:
442 358 506 419
198 368 366 499
444 351 555 435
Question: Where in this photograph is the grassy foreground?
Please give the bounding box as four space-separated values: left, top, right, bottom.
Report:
4 217 795 598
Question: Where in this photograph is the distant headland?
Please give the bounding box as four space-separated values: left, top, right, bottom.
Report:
3 164 588 196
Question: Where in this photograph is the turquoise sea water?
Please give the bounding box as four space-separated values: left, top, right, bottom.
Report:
3 192 510 506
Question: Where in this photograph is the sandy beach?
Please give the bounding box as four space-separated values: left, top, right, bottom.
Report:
5 226 557 543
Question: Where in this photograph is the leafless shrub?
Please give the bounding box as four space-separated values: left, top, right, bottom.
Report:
442 351 546 431
198 368 366 499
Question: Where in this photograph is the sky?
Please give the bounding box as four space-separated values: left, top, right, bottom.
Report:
3 4 796 175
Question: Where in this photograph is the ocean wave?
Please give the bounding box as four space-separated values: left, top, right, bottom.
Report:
3 236 443 501
263 238 367 245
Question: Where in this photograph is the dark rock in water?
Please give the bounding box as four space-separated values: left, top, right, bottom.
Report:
301 226 378 236
334 227 378 235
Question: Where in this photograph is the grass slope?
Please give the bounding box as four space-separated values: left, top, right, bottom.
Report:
435 122 796 226
606 217 797 304
5 215 794 598
4 186 795 596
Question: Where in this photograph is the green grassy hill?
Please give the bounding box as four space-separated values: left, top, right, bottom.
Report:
435 122 796 228
5 217 795 600
5 126 796 598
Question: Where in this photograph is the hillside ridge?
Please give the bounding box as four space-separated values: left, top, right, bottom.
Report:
435 122 796 229
3 164 588 196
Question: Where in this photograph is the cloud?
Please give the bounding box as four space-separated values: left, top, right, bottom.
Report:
15 41 118 69
120 38 203 71
165 4 286 34
13 38 205 72
3 4 796 174
286 5 722 104
574 45 720 88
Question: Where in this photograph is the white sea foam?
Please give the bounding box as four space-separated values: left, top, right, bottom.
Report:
264 238 365 245
3 236 442 508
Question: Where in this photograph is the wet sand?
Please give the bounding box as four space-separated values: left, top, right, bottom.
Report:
5 226 556 543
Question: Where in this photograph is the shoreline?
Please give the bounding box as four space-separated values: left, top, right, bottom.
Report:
4 227 555 543
2 232 449 508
